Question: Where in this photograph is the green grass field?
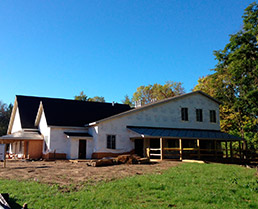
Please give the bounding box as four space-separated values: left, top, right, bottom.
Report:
1 163 258 209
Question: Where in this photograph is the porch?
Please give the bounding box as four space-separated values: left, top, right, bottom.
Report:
128 126 245 162
0 130 43 159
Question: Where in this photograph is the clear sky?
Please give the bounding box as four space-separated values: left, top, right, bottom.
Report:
0 0 254 104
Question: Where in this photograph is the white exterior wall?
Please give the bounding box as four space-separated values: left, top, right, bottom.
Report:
88 126 98 155
38 111 51 153
95 93 220 154
49 127 93 159
11 107 22 133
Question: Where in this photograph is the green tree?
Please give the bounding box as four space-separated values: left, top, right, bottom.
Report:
122 95 133 107
0 102 13 136
132 81 185 105
88 96 105 103
74 91 105 103
74 91 88 101
194 2 258 150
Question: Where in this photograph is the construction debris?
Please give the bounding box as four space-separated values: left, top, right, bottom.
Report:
116 154 141 164
87 159 114 167
87 155 150 167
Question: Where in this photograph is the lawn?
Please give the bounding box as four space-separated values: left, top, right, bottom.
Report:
1 163 258 209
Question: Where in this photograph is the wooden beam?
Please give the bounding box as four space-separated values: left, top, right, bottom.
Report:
243 141 247 159
197 139 200 159
214 140 217 159
230 141 233 160
239 141 242 160
225 141 228 158
179 139 182 160
4 144 7 168
160 138 163 160
146 148 150 159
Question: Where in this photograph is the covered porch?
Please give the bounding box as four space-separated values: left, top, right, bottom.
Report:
0 130 44 160
128 126 245 161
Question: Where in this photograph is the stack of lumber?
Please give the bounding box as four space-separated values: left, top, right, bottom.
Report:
87 155 150 167
87 159 114 167
116 154 141 164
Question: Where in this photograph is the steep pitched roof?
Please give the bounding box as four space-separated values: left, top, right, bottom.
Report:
88 91 221 126
15 95 132 128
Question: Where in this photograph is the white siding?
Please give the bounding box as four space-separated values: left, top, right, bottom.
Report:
38 110 51 153
49 127 93 159
11 107 22 133
95 93 220 154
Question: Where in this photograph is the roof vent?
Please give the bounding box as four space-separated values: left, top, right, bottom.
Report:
112 101 115 106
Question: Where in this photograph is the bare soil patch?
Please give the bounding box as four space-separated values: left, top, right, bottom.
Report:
0 160 180 187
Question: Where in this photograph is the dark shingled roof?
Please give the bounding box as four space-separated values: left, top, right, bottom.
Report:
127 126 243 141
16 95 132 128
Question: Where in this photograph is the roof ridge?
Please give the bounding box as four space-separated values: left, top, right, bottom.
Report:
16 95 129 106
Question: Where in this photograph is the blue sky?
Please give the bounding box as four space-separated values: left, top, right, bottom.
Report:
0 0 254 104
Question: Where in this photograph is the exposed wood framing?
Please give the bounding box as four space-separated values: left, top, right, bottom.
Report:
197 139 200 159
230 141 233 160
239 141 242 160
160 138 163 160
225 141 228 158
214 140 217 159
179 138 182 160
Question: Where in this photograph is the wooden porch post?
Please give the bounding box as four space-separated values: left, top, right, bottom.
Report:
197 139 200 159
225 141 228 159
239 141 242 160
4 143 7 168
214 140 217 160
144 138 150 158
160 138 163 160
230 141 233 160
146 148 150 159
179 139 182 160
243 140 247 159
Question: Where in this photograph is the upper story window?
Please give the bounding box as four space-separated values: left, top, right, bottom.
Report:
196 109 203 122
107 135 116 149
210 110 216 123
181 108 188 121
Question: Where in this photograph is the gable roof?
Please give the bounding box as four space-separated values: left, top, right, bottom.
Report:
13 95 132 129
87 91 221 126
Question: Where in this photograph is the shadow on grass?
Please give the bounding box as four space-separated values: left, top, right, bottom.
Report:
8 197 24 209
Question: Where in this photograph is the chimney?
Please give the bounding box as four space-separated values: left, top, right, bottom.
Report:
135 100 142 108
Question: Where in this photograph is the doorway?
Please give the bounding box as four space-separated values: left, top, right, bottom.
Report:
134 139 144 157
78 140 87 159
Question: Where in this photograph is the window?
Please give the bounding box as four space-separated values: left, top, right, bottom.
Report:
107 135 116 149
210 110 216 123
196 109 203 122
181 108 188 121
